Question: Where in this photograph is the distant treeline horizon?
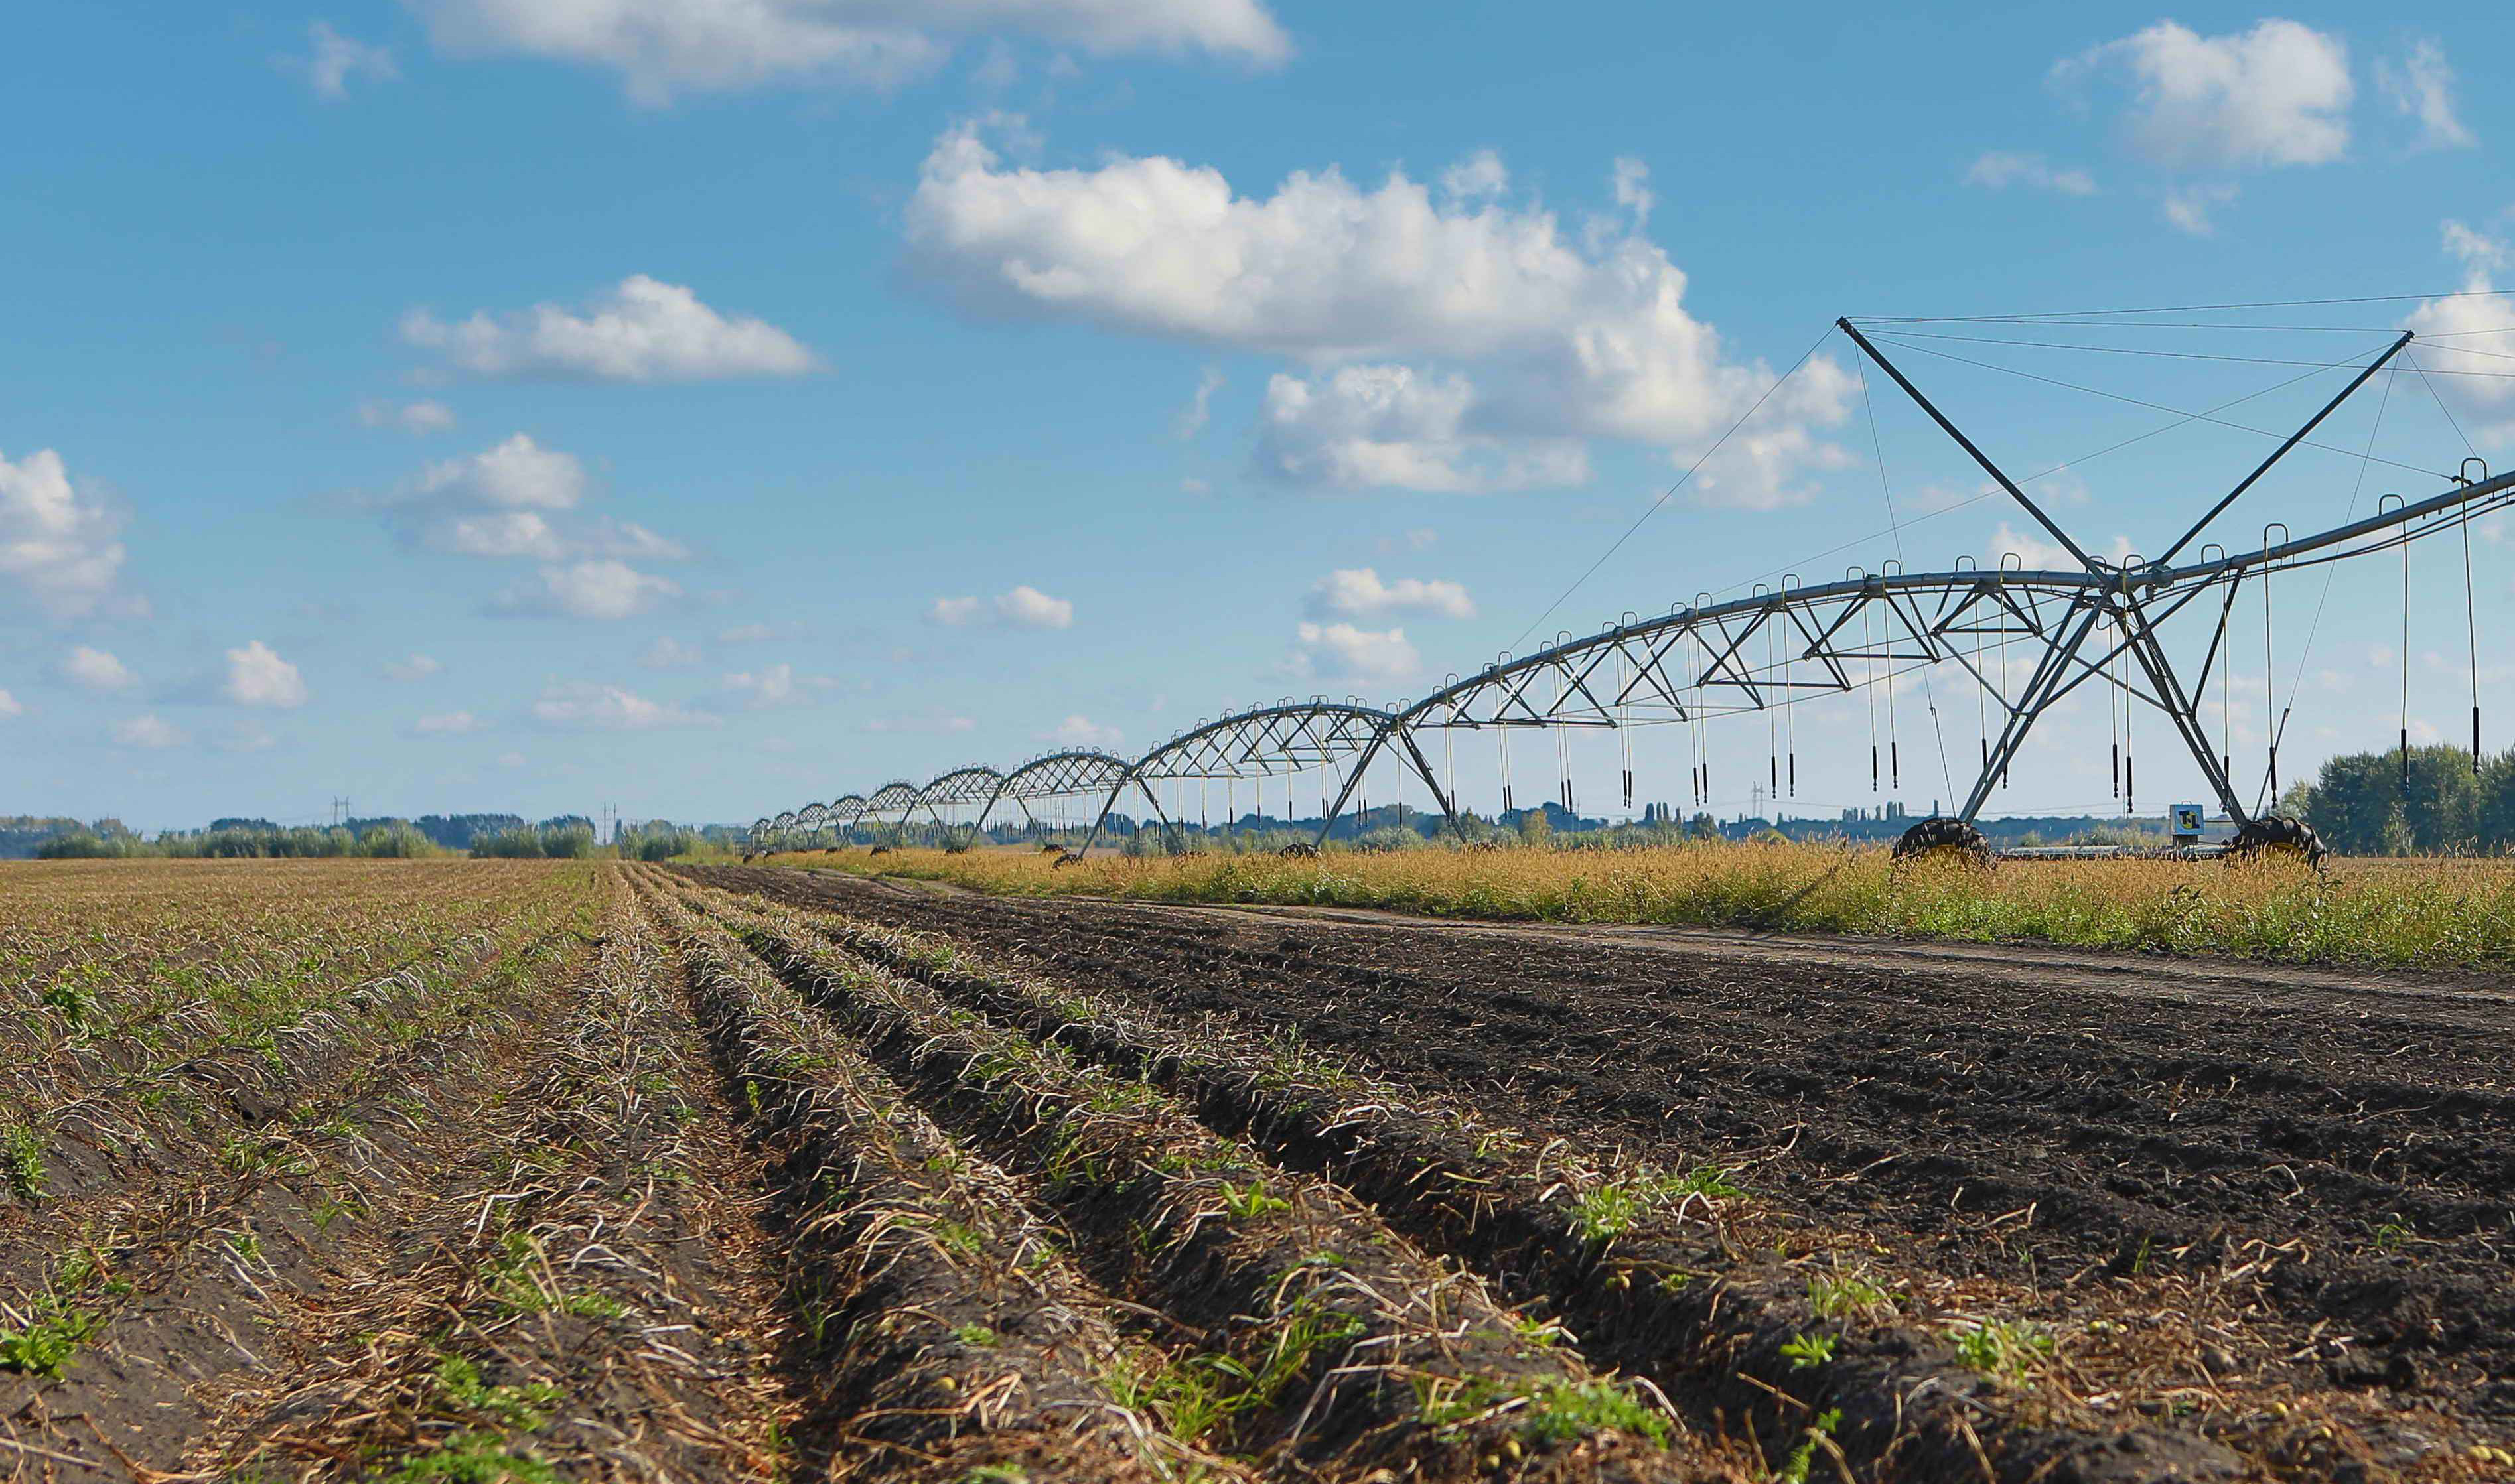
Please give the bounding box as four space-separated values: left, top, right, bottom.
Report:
0 813 745 861
7 739 2509 861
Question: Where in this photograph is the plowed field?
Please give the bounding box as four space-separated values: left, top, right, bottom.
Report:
9 858 2508 1483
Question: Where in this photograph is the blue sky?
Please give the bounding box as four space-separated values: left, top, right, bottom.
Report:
3 1 2510 831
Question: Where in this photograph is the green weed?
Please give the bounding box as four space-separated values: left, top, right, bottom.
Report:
384 1432 559 1484
1779 1331 1835 1370
1571 1165 1743 1241
1218 1179 1291 1219
1950 1317 2054 1383
1807 1270 1894 1319
1419 1376 1672 1448
2 1124 44 1202
1773 1407 1843 1484
0 1291 105 1377
433 1355 563 1430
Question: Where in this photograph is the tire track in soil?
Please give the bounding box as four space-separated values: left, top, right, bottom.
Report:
651 870 1735 1484
685 865 2515 1473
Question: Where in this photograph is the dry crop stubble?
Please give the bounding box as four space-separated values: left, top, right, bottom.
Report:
682 878 2343 1484
686 862 2515 1483
2 859 612 1481
651 868 1729 1483
759 842 2515 969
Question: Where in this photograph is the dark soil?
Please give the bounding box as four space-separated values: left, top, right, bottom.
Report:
686 866 2515 1459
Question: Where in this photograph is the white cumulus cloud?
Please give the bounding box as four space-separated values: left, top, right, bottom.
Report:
224 640 309 708
0 689 21 718
113 714 186 749
2404 222 2515 446
386 653 443 681
360 398 456 433
1257 366 1589 493
1440 149 1508 204
995 585 1073 629
1037 714 1123 749
375 434 693 569
1987 522 2133 571
494 560 682 620
1174 367 1225 439
403 276 815 381
530 681 721 730
296 20 397 100
905 124 1850 496
2161 182 2241 237
928 586 1074 629
723 662 834 708
2376 38 2474 151
640 636 702 669
413 710 480 735
2058 19 2352 170
404 433 589 511
1962 151 2096 194
410 0 1289 103
1 447 130 621
62 645 138 693
1307 568 1474 620
1286 622 1420 684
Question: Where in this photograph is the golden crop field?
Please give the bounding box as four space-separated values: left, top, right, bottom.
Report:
754 840 2515 969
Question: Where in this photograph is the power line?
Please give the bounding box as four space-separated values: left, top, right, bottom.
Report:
1695 349 2383 607
1853 286 2515 324
1856 326 2515 378
1860 331 2451 482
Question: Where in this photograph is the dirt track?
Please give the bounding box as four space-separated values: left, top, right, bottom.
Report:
687 866 2515 1447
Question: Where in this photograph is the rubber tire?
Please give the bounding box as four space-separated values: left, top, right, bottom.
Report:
868 845 893 857
1279 843 1320 859
1892 817 1991 864
1052 850 1084 869
2229 814 2328 868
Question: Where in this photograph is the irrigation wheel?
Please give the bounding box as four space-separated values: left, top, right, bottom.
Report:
1891 817 1991 866
2228 814 2329 869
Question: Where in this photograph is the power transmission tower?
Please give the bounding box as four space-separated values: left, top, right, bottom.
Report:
331 796 350 827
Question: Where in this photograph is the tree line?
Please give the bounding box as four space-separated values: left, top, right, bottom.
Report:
2283 743 2515 855
24 815 703 861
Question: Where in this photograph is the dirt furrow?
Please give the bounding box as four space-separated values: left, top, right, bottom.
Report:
660 872 1723 1484
685 864 2515 1481
708 878 2305 1484
176 882 792 1484
638 875 1188 1482
1 918 593 1480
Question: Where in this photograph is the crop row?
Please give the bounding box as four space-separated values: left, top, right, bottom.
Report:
188 884 788 1483
642 867 1724 1483
673 872 2280 1484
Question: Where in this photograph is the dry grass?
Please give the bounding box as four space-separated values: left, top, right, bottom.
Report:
759 843 2515 970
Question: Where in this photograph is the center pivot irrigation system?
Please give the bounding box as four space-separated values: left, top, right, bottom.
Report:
758 312 2512 864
